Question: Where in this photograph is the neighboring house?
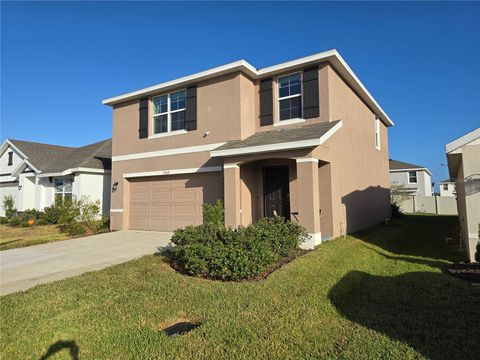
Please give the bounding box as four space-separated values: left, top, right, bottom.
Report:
389 159 433 196
103 49 393 248
446 128 480 262
439 179 456 197
0 139 112 216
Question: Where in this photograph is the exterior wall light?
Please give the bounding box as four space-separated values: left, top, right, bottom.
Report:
112 182 118 193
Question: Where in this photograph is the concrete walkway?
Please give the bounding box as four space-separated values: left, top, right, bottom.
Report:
0 230 172 296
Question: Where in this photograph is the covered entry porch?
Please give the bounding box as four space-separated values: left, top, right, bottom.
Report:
219 149 335 249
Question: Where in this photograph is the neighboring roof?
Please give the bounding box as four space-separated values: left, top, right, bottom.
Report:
211 120 342 157
102 49 393 127
445 127 480 154
389 159 432 176
439 179 454 184
3 138 111 175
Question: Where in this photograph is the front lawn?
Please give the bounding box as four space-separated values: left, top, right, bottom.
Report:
0 224 70 251
1 215 479 359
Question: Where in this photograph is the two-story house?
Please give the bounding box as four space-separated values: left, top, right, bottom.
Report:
439 179 456 197
103 50 393 248
389 159 433 196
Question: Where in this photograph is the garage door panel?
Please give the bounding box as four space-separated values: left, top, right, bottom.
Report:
129 172 223 232
151 190 172 200
150 204 171 215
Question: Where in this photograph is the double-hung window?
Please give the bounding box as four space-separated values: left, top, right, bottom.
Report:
408 171 417 184
54 176 73 202
152 90 186 134
278 73 302 121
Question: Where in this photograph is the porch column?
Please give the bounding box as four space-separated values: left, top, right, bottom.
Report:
296 158 321 249
223 164 241 228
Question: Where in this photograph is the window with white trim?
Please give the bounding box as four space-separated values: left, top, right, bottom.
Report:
152 90 186 134
278 73 302 121
375 116 381 150
54 176 73 203
408 171 417 184
442 184 448 191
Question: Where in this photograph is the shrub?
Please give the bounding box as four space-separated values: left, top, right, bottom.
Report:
202 200 224 228
22 208 42 220
169 216 307 281
2 195 17 219
8 217 21 227
20 221 31 228
36 219 48 226
391 203 403 218
55 196 101 236
0 217 8 224
42 206 62 224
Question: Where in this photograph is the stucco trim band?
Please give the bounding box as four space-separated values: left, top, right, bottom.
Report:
110 209 124 213
123 166 222 179
112 142 226 162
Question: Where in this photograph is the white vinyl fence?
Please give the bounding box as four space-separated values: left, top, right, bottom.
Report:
398 195 458 215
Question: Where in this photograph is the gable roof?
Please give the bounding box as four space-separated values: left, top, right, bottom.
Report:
211 120 342 157
102 49 393 127
2 138 111 176
389 159 432 176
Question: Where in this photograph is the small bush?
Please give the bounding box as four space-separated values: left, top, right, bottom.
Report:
475 241 480 263
202 200 224 228
8 217 21 227
391 203 403 218
59 221 86 236
0 217 8 224
169 215 307 281
2 195 17 219
36 219 48 226
22 208 43 220
42 206 62 224
20 221 31 228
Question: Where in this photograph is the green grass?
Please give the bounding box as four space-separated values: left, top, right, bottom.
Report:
1 215 479 359
0 224 70 251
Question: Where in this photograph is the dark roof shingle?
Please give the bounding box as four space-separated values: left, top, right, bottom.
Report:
9 138 111 173
389 159 425 171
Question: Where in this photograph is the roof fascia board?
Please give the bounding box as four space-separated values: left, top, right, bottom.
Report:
445 128 480 154
37 167 111 178
389 168 432 176
0 140 29 160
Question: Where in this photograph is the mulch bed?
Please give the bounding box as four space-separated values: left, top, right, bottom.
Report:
448 262 480 283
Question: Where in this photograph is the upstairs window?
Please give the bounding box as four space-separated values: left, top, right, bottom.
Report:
408 171 417 184
7 151 13 166
278 73 302 121
375 117 381 150
152 90 186 134
55 176 73 203
443 184 448 191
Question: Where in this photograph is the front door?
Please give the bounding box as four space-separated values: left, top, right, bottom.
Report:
264 166 290 219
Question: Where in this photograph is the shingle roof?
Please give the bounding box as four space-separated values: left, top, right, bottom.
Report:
9 138 111 173
213 121 341 153
389 159 425 171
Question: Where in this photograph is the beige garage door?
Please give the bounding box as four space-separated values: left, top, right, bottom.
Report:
129 172 223 231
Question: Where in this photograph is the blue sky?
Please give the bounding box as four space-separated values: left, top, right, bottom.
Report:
1 1 479 188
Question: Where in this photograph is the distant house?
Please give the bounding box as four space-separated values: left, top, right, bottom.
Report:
439 179 456 197
389 159 433 196
446 128 480 262
0 139 112 217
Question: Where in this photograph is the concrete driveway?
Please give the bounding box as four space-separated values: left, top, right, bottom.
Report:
0 230 172 296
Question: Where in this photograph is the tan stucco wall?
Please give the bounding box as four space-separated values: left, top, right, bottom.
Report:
319 65 391 236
